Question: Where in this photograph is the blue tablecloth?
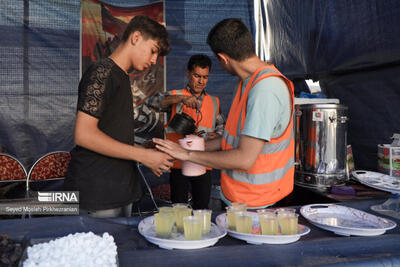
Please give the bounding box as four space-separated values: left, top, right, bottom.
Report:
2 199 400 267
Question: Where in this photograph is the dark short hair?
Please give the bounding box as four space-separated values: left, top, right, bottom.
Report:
207 18 255 61
122 15 170 56
187 54 212 71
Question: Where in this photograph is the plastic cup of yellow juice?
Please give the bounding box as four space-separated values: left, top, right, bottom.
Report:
276 208 296 217
225 206 242 230
278 213 299 235
231 202 247 211
173 204 192 233
183 216 202 240
159 206 174 215
257 208 276 214
257 209 278 235
234 211 252 234
172 203 189 210
193 209 212 235
154 212 175 238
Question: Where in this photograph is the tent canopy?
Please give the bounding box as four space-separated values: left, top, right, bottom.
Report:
0 0 399 171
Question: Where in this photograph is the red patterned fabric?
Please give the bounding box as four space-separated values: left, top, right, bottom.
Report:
150 183 191 202
29 152 71 181
151 184 171 201
0 154 27 181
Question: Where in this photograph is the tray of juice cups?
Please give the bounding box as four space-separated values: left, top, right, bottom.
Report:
138 204 226 250
216 205 310 245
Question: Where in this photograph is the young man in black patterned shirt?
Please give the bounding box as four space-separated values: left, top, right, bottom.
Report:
64 15 173 218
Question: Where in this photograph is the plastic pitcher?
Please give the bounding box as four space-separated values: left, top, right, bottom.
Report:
178 135 206 176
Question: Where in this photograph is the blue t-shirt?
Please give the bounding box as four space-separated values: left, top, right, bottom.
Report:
242 76 291 141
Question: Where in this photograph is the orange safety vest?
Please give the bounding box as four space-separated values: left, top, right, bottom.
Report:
165 88 220 169
220 65 295 207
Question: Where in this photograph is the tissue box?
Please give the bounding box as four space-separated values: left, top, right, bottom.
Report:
378 144 400 177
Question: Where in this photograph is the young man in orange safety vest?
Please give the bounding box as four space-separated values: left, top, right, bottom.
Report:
154 18 295 209
160 54 225 209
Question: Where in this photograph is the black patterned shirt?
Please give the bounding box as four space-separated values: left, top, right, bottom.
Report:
65 58 141 211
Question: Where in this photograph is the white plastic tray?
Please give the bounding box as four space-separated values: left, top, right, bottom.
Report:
300 203 397 236
352 170 400 194
138 216 226 250
215 212 310 245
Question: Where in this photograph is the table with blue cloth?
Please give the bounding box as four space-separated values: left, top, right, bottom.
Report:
1 199 400 267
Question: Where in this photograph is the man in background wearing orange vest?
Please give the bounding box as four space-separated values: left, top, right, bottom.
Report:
154 18 295 209
161 54 225 209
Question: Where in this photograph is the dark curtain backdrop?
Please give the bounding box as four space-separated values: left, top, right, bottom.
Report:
2 0 398 172
267 0 400 170
0 0 80 169
0 0 253 170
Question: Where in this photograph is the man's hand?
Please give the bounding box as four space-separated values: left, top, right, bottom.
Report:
152 138 190 161
182 95 200 109
141 149 174 177
154 135 265 171
161 95 199 110
206 132 220 140
74 111 174 177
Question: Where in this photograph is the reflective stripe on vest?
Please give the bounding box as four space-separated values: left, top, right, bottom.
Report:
223 129 293 154
221 157 294 184
165 88 220 169
220 64 295 207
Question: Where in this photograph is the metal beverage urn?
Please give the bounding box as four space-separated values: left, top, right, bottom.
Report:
294 103 348 190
